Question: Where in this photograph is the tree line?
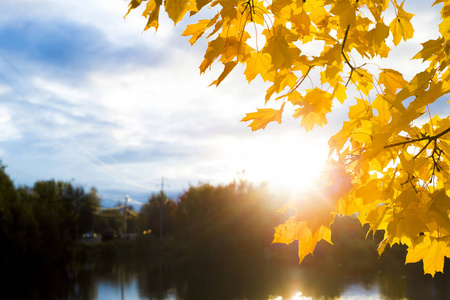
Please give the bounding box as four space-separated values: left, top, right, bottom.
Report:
0 162 283 270
0 163 100 270
1 160 414 278
137 181 284 266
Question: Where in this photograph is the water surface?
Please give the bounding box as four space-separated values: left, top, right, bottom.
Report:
6 257 450 300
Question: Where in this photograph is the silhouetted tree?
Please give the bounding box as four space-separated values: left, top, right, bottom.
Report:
139 192 176 240
0 163 101 269
78 187 101 234
174 181 278 265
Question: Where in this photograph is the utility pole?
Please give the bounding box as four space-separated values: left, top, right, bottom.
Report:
122 195 129 239
159 177 164 241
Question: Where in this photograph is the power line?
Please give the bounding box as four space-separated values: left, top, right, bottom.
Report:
0 51 36 88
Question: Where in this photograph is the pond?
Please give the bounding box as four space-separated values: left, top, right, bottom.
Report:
5 257 450 300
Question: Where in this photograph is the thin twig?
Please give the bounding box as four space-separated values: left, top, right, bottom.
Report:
275 65 314 100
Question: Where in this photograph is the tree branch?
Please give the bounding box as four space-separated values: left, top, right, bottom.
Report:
341 25 356 87
341 25 352 68
384 126 450 149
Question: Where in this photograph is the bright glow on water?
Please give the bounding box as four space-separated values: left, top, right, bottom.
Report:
268 285 381 300
292 291 313 300
269 291 313 300
339 284 381 300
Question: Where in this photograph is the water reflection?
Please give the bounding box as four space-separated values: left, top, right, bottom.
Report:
4 256 450 299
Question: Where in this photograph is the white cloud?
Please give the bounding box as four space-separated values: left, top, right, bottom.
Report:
0 108 21 142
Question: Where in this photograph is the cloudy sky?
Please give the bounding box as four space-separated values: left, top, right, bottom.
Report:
0 0 443 207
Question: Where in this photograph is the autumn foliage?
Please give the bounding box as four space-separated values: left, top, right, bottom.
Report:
127 0 450 276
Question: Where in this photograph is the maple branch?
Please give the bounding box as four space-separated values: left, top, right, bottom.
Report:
240 0 254 21
341 25 359 87
384 126 450 149
413 139 432 159
341 25 352 66
386 128 448 186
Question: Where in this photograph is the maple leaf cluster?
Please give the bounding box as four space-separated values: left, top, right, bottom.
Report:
126 0 450 276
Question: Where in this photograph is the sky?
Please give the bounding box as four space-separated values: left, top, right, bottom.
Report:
0 0 444 207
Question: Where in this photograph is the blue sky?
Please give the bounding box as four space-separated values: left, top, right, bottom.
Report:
0 0 442 207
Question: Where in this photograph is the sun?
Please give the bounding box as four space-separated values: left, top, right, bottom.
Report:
236 134 329 194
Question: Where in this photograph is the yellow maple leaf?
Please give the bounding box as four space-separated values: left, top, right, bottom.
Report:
219 33 253 63
265 70 299 103
244 52 274 83
413 38 445 62
320 64 341 86
270 0 293 20
352 120 373 144
165 0 197 25
125 0 143 17
396 210 421 240
291 9 311 37
272 217 332 263
429 190 450 232
439 16 450 40
218 0 240 20
241 102 286 131
195 0 211 11
394 70 433 107
209 61 237 87
355 180 382 205
287 91 304 106
332 83 347 104
293 88 332 132
200 36 225 73
399 152 415 174
297 225 332 263
353 69 374 96
407 81 447 113
263 26 295 70
377 203 428 255
182 19 210 45
379 68 408 93
366 204 389 234
406 236 450 276
182 14 219 45
304 0 329 28
389 1 414 46
142 0 156 16
338 193 362 216
140 0 162 31
330 0 356 27
272 217 308 245
348 98 370 119
363 22 390 57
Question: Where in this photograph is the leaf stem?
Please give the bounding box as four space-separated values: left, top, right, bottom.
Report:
275 65 314 100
